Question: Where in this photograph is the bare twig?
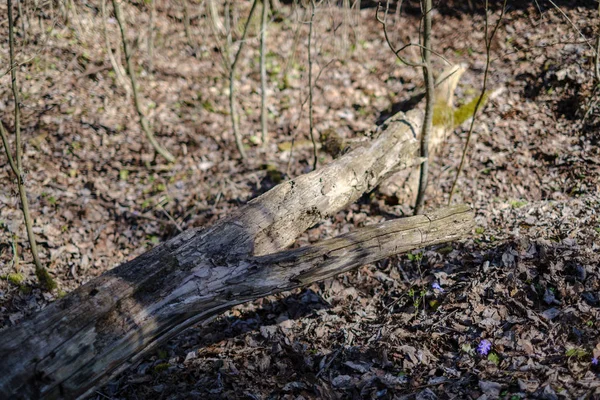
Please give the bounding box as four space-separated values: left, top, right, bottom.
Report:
112 0 176 163
341 0 350 57
448 0 507 204
596 34 600 83
0 122 19 182
413 0 434 215
308 0 318 170
17 0 26 43
377 1 423 68
260 0 269 145
546 0 596 56
148 0 155 73
207 0 232 74
1 0 56 290
282 2 305 80
101 0 131 97
182 0 193 49
597 1 600 82
208 0 225 35
229 0 259 160
582 2 600 123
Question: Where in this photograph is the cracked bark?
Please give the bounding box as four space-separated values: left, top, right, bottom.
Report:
0 110 473 399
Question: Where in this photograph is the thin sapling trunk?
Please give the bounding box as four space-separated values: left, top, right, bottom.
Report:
229 0 259 160
308 0 317 170
1 0 56 290
413 0 434 215
260 0 269 145
112 0 176 163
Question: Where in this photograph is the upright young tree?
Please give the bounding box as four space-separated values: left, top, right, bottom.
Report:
228 0 259 160
413 0 434 215
260 0 270 145
112 0 176 163
307 0 318 170
0 0 56 290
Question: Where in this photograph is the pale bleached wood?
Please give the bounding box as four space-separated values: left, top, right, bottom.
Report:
0 110 474 400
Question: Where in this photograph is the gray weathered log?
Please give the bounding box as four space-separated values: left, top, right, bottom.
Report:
0 110 472 399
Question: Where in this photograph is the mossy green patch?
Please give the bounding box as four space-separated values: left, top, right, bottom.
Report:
432 102 454 128
277 139 315 152
153 363 170 374
263 164 284 184
433 92 491 130
36 268 57 291
509 199 527 209
453 92 490 128
7 273 24 285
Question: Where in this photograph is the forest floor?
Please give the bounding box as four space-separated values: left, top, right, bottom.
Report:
1 0 599 399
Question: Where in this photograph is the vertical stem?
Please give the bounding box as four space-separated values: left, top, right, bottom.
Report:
18 0 26 43
282 4 305 80
112 0 175 163
448 0 506 204
595 35 600 83
148 0 155 73
8 0 22 173
68 0 84 39
595 2 600 83
341 0 349 57
414 0 434 215
229 0 259 160
208 0 225 35
269 0 280 13
260 0 269 145
182 0 193 48
4 0 55 290
101 0 131 98
308 0 317 170
225 1 232 54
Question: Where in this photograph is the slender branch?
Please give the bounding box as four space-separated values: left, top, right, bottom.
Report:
594 2 600 85
595 35 600 83
582 1 600 123
377 0 423 68
260 0 269 145
0 120 19 176
448 0 507 204
229 0 259 160
17 0 26 43
413 0 434 215
282 3 305 80
207 0 225 35
546 0 596 56
308 0 318 170
101 0 131 98
112 0 176 163
8 0 22 173
147 0 155 73
182 0 193 48
4 0 56 290
207 0 232 74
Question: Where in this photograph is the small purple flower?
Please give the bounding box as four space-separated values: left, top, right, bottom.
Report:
432 282 444 292
593 357 598 366
477 340 492 356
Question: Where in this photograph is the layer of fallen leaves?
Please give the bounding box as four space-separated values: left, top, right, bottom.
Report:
0 0 598 399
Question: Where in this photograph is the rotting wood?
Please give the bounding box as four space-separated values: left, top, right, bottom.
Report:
0 110 474 399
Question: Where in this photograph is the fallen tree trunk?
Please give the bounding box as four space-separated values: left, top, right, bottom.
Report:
0 109 473 399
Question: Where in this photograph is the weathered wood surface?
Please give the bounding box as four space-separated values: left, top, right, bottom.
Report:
379 64 467 204
0 110 473 399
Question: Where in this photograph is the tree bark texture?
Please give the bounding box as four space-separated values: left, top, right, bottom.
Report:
0 110 473 399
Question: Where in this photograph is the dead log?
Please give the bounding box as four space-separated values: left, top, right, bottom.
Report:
0 110 473 399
